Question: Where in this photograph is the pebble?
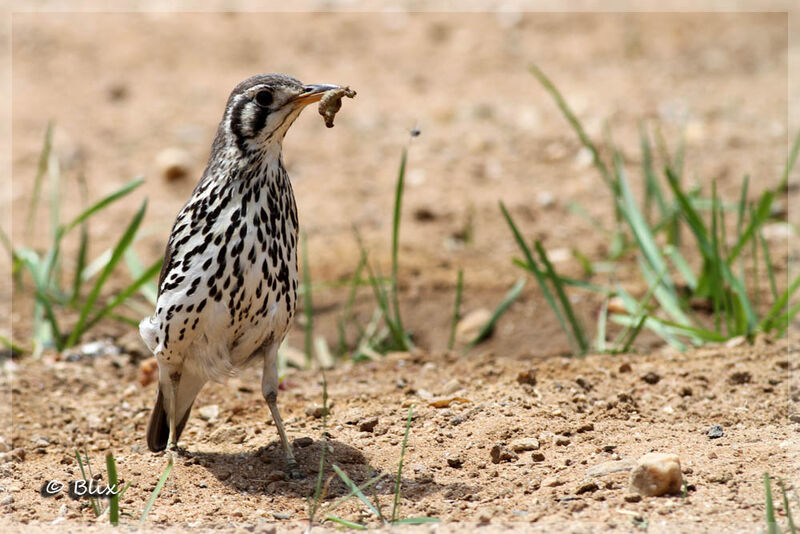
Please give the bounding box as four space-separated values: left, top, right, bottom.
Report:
641 372 661 385
516 369 537 386
198 404 220 422
629 453 683 496
543 476 565 487
531 452 546 462
555 435 571 446
575 480 599 494
586 459 636 477
447 456 464 468
618 362 632 373
156 147 193 180
1 495 14 506
624 493 642 503
305 404 328 418
271 511 291 520
455 308 493 343
728 371 752 385
510 438 540 452
490 444 518 464
292 437 313 448
789 414 800 424
707 425 724 439
358 417 379 432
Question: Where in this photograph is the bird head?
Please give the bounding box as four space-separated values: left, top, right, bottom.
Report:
219 73 339 156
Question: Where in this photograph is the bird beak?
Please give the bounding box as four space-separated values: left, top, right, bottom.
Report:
291 84 340 107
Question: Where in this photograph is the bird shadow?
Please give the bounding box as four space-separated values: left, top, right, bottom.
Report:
186 438 476 503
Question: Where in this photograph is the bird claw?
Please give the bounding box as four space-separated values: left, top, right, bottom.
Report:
287 460 304 480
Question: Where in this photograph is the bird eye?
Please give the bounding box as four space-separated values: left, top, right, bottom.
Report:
254 90 273 107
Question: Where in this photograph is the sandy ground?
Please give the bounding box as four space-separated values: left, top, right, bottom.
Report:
4 8 799 533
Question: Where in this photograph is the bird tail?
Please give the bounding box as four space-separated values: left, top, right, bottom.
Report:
146 371 206 452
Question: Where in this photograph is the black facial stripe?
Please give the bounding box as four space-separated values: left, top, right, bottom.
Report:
252 104 269 133
229 99 249 153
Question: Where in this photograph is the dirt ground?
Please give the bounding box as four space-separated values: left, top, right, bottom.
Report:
3 8 799 533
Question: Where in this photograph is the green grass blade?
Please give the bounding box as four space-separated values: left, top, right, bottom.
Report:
726 190 773 267
736 176 749 283
663 245 696 291
778 129 800 192
331 465 384 521
534 241 589 352
391 404 414 524
124 248 159 305
640 123 668 224
447 269 464 350
26 122 54 241
65 199 147 347
302 232 313 369
760 274 800 333
61 178 145 236
139 455 173 525
325 515 368 530
529 64 612 187
501 202 574 348
776 302 800 338
596 297 608 353
105 453 119 525
326 473 388 515
467 279 525 349
70 224 89 304
74 449 101 516
610 313 688 351
80 258 162 334
765 473 779 534
778 479 797 534
390 149 408 338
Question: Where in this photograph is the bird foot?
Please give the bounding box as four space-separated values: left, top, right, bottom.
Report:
287 460 304 480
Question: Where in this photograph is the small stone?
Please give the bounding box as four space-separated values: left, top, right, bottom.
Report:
305 404 328 418
575 480 599 494
629 453 682 496
516 369 537 386
531 452 545 462
679 387 693 397
575 376 593 391
272 511 291 520
447 456 464 468
789 414 800 424
292 437 313 448
137 357 158 387
707 425 724 439
510 438 540 452
641 372 661 385
624 493 642 503
555 435 571 446
358 417 379 433
11 448 25 462
1 495 14 506
267 471 286 482
156 147 193 180
543 476 565 487
607 297 627 314
576 423 594 433
490 444 518 464
586 459 636 477
728 371 752 385
198 404 220 422
455 308 493 343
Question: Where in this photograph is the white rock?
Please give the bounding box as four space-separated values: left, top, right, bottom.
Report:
198 404 219 422
629 452 682 496
510 438 540 452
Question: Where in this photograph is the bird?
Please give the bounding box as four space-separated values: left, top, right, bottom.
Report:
139 73 344 479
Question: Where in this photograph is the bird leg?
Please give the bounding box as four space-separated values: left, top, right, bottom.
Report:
166 371 181 455
262 350 302 479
